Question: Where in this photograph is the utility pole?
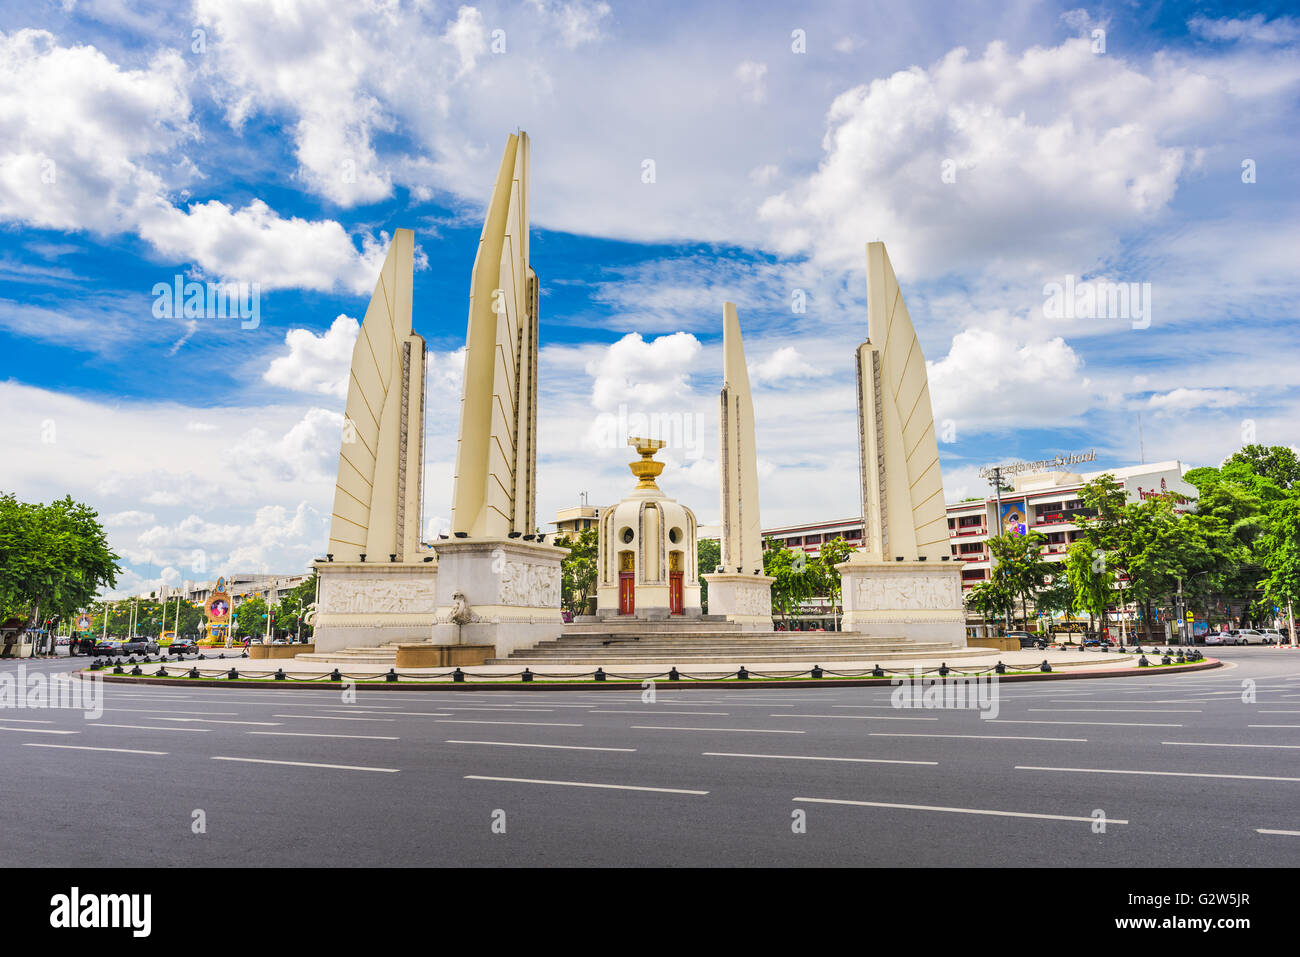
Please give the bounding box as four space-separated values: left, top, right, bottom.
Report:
988 465 1011 635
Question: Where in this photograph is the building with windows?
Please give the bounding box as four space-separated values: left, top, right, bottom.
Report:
754 459 1198 632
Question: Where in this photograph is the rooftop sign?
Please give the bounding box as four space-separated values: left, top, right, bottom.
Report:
978 449 1097 479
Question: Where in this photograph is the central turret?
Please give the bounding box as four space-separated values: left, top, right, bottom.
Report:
595 437 701 619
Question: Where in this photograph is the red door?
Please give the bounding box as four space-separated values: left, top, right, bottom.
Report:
669 572 683 615
619 572 635 616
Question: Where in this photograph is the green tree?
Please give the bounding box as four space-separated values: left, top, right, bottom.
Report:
0 493 120 640
1064 540 1114 640
555 527 598 617
812 536 855 630
965 579 1015 632
986 531 1054 629
275 573 318 639
763 539 814 630
697 537 720 612
232 594 270 641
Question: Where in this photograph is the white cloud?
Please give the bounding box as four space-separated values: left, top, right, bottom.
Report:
585 331 702 409
264 314 358 398
441 5 488 79
0 27 384 292
735 60 768 104
749 346 818 385
1147 387 1247 413
928 327 1096 431
758 37 1230 277
1189 15 1300 45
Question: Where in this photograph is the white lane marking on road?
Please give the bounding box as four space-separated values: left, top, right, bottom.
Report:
1026 708 1202 713
24 743 166 755
1257 829 1300 836
89 723 211 732
247 731 400 740
1016 765 1300 783
631 725 805 734
1249 724 1300 728
1257 711 1300 713
435 719 583 727
100 709 238 715
772 714 940 721
465 775 707 795
272 714 398 721
0 718 52 723
446 740 636 752
0 726 79 734
156 718 282 726
704 752 937 766
588 710 729 716
988 719 1183 727
212 756 399 772
791 796 1128 825
869 733 1088 742
1163 741 1300 750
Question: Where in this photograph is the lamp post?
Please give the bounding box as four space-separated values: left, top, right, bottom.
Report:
987 465 1011 635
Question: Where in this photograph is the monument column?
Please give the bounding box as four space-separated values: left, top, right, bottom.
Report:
702 302 774 631
836 242 965 646
430 131 565 657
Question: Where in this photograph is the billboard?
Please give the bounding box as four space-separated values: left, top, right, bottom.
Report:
1000 501 1027 536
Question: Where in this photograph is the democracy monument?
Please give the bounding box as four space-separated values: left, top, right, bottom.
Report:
302 131 967 669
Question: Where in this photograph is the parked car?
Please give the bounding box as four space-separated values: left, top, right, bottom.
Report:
93 639 123 656
1261 629 1287 644
1083 635 1114 647
1006 630 1046 649
1232 629 1268 645
1203 632 1231 646
120 636 160 655
170 638 199 655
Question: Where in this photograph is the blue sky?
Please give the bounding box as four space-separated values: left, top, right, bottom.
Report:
1 1 1297 596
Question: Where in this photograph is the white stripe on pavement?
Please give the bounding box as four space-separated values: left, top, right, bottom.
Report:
435 719 582 727
1257 829 1300 836
1163 741 1300 750
988 719 1183 727
211 756 399 772
247 731 400 740
704 752 937 766
1016 765 1300 783
869 733 1088 742
465 775 706 795
771 714 940 721
0 726 79 734
631 725 804 734
445 740 635 752
272 714 398 722
792 796 1128 825
89 723 211 732
24 744 166 755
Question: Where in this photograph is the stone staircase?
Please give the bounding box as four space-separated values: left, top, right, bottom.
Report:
492 622 974 666
295 643 402 665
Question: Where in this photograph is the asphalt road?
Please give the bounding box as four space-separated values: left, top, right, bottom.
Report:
2 647 1299 867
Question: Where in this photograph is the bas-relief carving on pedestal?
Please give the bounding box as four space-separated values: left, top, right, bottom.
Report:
853 574 961 612
317 576 439 615
500 560 560 608
735 586 769 616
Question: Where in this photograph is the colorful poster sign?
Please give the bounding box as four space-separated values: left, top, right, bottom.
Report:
1000 501 1027 536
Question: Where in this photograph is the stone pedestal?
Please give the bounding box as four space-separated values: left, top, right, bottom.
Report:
429 538 566 658
702 573 774 631
836 559 966 647
310 560 440 654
